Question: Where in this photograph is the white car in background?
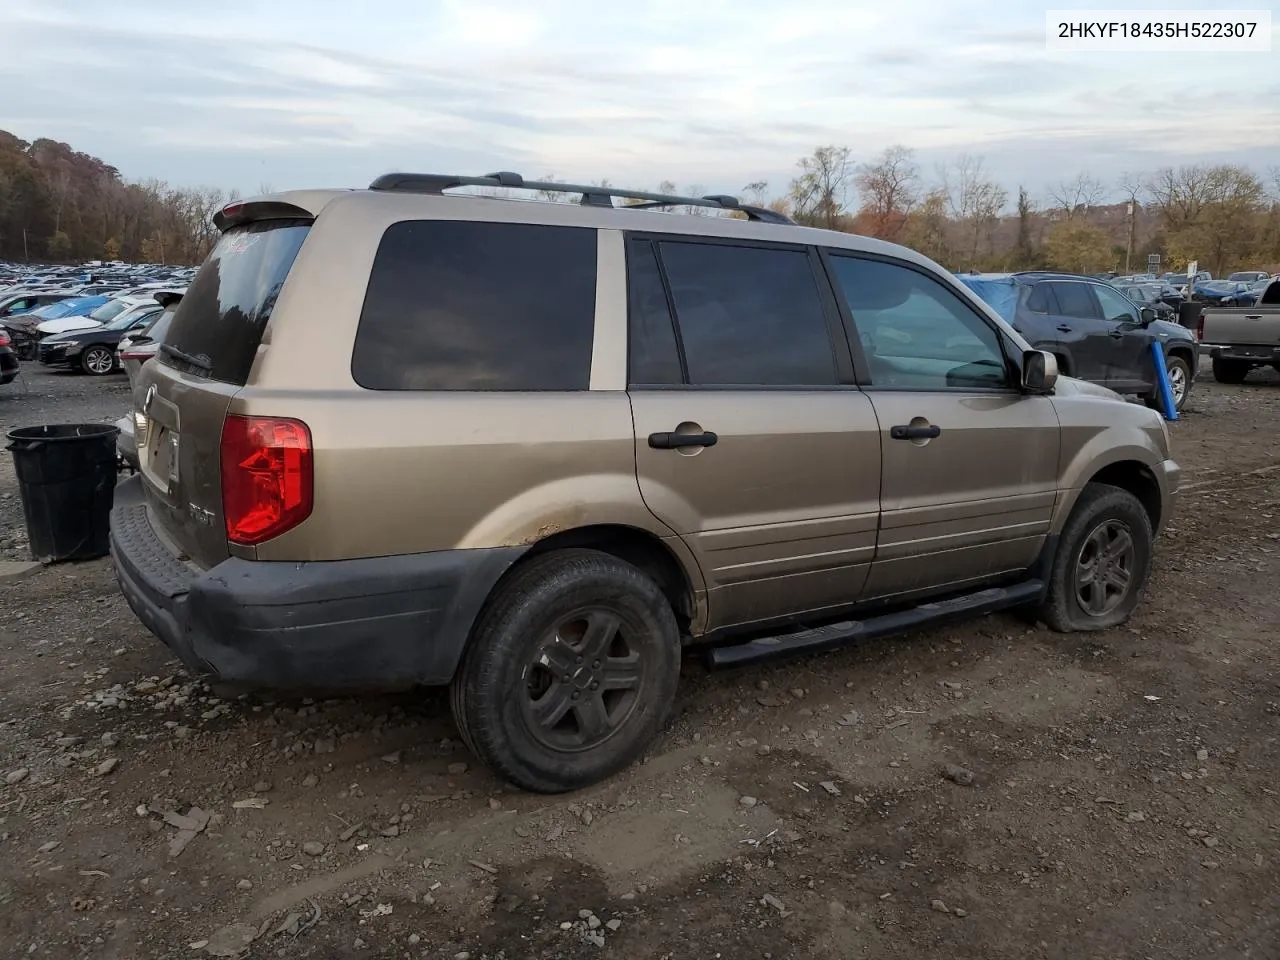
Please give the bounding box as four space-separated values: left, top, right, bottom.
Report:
36 295 156 336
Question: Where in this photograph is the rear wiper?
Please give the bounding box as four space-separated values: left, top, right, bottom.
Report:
159 343 213 372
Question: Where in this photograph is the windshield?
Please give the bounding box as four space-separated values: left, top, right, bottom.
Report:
1201 282 1234 293
32 300 79 319
88 299 130 322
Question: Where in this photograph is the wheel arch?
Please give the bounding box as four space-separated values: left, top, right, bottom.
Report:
499 523 704 636
1082 460 1162 532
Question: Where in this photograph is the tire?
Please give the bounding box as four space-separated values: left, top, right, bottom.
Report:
1036 483 1153 633
450 548 681 793
81 346 115 376
1143 353 1193 412
1211 357 1249 384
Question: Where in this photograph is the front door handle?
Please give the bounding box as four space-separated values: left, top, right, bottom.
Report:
649 430 718 450
1109 331 1125 339
1056 324 1073 333
890 424 941 441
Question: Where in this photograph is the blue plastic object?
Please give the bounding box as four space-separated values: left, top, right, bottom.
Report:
1151 340 1179 421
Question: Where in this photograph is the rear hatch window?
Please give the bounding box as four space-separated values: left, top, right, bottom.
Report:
161 219 310 384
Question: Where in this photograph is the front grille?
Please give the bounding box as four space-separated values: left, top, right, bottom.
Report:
37 343 66 364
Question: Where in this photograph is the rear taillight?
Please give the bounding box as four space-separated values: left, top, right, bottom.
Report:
220 415 313 546
1194 312 1204 341
0 331 10 347
119 349 150 360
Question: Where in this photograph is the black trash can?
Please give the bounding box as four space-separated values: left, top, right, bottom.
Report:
1177 300 1203 330
6 423 121 563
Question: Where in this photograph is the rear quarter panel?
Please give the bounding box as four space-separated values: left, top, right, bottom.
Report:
239 198 686 583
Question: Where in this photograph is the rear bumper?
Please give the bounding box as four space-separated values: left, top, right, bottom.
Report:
1210 344 1280 364
0 349 17 384
108 476 524 690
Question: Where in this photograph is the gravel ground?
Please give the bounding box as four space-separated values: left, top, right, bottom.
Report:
1 362 1279 960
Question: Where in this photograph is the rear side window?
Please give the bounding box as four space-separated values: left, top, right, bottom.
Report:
657 241 836 386
1025 283 1055 313
352 221 597 391
1049 281 1099 319
162 219 310 384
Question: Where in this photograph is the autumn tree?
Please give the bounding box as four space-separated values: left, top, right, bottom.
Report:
853 145 919 241
103 237 120 261
902 189 953 267
789 146 853 229
1046 220 1114 273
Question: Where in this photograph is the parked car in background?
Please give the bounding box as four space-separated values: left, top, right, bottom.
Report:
1119 284 1177 321
1239 278 1274 306
0 291 73 320
117 290 183 388
1227 271 1271 284
1193 280 1254 307
35 294 156 337
958 271 1198 410
1198 279 1280 383
37 303 162 375
115 290 185 470
3 294 110 359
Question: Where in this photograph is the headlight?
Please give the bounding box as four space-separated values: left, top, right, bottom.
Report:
57 340 79 349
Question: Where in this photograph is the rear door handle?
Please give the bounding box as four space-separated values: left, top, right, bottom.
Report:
1056 324 1073 333
1109 331 1125 339
648 431 718 450
1244 315 1263 320
890 424 941 441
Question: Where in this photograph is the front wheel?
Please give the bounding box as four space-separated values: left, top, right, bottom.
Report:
1036 483 1153 632
450 549 681 793
1144 353 1192 412
80 346 115 376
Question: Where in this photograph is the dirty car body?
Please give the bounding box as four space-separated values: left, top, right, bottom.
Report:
110 176 1180 792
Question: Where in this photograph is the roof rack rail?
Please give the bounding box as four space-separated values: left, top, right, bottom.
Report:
367 171 794 225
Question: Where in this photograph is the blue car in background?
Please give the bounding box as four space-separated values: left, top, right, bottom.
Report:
957 271 1198 411
2 294 109 360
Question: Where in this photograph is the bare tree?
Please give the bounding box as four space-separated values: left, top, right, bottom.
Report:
1047 172 1108 220
854 145 920 241
1146 165 1213 231
940 154 1007 265
789 146 853 229
1117 171 1144 272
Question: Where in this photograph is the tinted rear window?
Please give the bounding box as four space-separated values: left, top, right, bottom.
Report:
352 220 597 391
161 219 311 384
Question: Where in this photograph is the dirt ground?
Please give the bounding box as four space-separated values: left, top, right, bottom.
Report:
1 361 1278 960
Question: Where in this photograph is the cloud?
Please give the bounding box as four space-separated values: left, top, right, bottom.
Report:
1 0 1276 206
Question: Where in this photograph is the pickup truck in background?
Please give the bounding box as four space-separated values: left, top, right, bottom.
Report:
1200 279 1280 384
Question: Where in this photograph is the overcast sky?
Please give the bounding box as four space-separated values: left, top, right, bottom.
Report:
2 0 1277 209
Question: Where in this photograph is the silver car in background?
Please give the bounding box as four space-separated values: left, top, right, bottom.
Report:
115 289 184 470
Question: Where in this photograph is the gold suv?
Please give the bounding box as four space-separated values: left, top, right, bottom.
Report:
110 172 1180 793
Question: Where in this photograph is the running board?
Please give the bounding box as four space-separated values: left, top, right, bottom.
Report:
706 580 1044 669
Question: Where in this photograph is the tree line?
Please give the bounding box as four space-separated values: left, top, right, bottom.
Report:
748 145 1280 277
0 130 231 265
4 128 1278 278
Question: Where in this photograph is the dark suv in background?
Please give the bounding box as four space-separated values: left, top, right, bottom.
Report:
959 271 1198 411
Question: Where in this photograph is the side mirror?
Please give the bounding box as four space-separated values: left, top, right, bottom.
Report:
1140 307 1156 324
1022 350 1058 394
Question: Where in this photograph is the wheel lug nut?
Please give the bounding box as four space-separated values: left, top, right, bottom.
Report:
571 692 579 700
593 661 600 669
576 657 583 664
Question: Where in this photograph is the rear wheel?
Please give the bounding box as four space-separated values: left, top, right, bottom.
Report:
1211 357 1250 384
81 346 115 376
450 549 681 793
1037 483 1153 632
